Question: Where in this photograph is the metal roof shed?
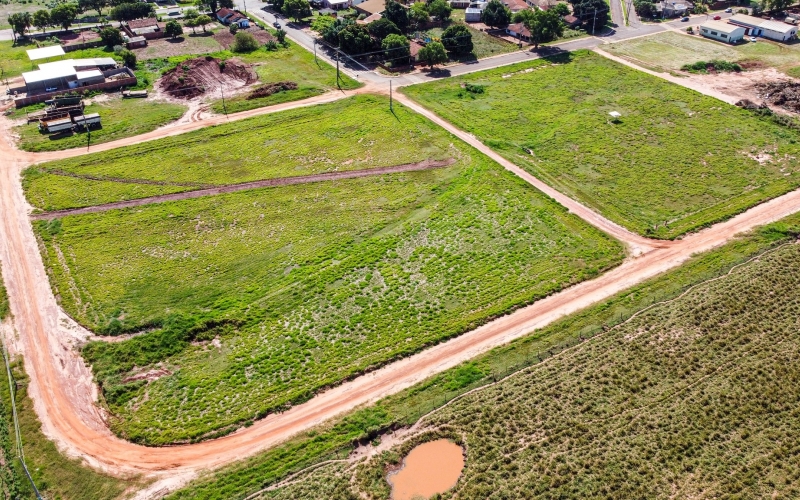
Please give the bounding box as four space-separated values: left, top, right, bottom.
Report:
26 45 66 61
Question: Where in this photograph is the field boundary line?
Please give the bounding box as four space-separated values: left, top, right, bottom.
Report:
30 158 457 220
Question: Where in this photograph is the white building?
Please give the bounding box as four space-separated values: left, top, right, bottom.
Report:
728 14 798 41
699 20 745 43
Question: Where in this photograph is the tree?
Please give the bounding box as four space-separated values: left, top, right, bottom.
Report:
194 0 218 13
321 17 353 45
8 12 31 41
183 7 200 19
519 8 562 48
109 2 154 21
482 0 511 27
368 17 401 41
275 28 287 44
120 48 136 68
311 13 336 34
764 0 791 11
185 17 200 33
384 0 410 32
282 0 311 21
219 0 234 7
338 23 372 54
78 0 107 16
32 9 50 33
99 26 124 46
571 0 608 33
196 14 212 32
632 0 656 18
232 30 259 51
409 2 429 28
427 0 452 22
551 2 570 15
165 19 183 38
381 32 410 65
417 40 447 66
50 4 77 30
441 23 472 55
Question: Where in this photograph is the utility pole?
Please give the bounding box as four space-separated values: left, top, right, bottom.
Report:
390 80 393 111
336 49 340 89
86 123 90 151
220 85 228 119
314 39 317 63
593 8 597 34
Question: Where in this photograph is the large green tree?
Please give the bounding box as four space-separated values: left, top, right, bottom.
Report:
482 0 511 27
32 9 50 32
320 17 353 45
417 40 447 66
283 0 312 21
384 0 410 32
108 2 154 21
571 0 608 33
521 9 563 48
441 23 472 55
367 17 401 41
165 19 183 38
427 0 452 21
409 2 429 28
196 14 212 32
381 32 411 64
8 12 31 40
99 26 124 46
338 23 372 54
78 0 108 16
50 4 78 30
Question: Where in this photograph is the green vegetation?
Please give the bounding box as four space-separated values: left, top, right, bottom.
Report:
402 50 800 238
169 205 800 500
33 97 622 444
0 271 7 321
423 22 516 61
680 59 742 73
0 356 148 499
25 96 458 211
209 41 359 114
0 39 37 79
13 98 186 152
606 31 800 75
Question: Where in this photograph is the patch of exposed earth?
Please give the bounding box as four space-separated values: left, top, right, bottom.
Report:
685 68 799 116
157 56 257 100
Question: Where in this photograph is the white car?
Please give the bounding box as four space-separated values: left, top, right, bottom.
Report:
749 36 757 42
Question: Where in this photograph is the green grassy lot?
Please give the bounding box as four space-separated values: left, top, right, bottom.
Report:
34 96 623 444
424 21 518 62
0 40 40 79
402 50 800 239
606 31 800 75
209 41 360 114
25 96 457 211
0 357 149 499
13 97 187 152
167 207 800 500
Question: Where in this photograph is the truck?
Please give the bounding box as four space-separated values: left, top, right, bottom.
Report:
72 113 102 129
39 117 73 133
122 90 148 98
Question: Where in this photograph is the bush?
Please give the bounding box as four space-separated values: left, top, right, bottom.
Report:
99 26 123 47
165 20 183 38
441 24 473 55
109 2 153 21
229 23 239 34
681 60 742 73
232 31 259 52
120 49 137 68
465 83 485 94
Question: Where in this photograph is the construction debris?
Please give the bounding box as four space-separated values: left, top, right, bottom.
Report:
753 81 800 114
246 81 298 100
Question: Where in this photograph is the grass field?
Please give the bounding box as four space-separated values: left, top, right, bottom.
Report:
402 50 800 239
423 21 518 62
167 207 800 500
606 31 800 75
12 98 186 152
25 96 458 211
33 97 623 444
0 40 39 79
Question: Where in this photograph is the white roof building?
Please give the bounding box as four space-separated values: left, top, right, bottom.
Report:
700 20 745 43
728 14 798 41
26 45 66 61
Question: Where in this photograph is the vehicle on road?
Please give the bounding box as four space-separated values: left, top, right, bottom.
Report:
724 7 732 12
273 21 281 29
749 36 757 41
713 15 721 19
681 16 689 21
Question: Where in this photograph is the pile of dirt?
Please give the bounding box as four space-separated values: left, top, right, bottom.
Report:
735 99 770 110
753 81 800 114
213 29 276 50
158 56 257 99
246 81 298 100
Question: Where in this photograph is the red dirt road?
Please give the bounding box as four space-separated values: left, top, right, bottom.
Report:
3 90 800 496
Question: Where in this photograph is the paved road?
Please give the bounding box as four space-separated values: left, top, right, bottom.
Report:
610 0 626 28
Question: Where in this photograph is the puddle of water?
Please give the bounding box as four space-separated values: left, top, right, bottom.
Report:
387 439 464 500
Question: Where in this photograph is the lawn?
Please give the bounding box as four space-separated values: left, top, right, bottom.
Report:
0 39 41 79
13 97 187 152
167 207 800 500
606 30 800 75
34 97 623 444
25 96 457 211
402 50 800 238
424 21 517 62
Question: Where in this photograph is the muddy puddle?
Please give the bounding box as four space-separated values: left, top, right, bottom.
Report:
387 439 464 500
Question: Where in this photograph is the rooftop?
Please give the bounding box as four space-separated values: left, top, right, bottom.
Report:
127 17 159 29
26 45 65 61
700 20 743 33
355 0 387 15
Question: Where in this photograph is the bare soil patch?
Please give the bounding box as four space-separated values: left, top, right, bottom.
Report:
754 80 800 114
247 81 298 100
682 68 799 115
158 56 256 99
213 29 275 50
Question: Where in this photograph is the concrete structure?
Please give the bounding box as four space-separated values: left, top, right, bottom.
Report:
21 58 119 95
126 36 148 49
728 13 798 41
465 7 483 21
699 20 745 43
506 22 531 40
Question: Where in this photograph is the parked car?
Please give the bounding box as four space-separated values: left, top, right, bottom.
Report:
724 7 732 12
273 21 281 29
681 16 689 21
713 14 721 19
749 36 757 41
45 87 58 92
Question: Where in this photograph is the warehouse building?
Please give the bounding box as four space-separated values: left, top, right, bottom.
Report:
699 20 745 43
728 14 798 41
22 58 118 94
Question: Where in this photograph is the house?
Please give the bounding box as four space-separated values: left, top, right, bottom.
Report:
450 0 471 7
562 14 581 27
323 0 351 9
126 36 148 49
465 7 483 21
357 12 383 23
502 0 529 13
656 1 691 17
355 0 386 15
699 20 745 43
124 17 165 39
215 8 250 27
525 0 556 9
22 58 118 94
728 14 797 41
506 22 531 40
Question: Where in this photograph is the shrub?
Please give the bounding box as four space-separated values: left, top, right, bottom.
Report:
441 24 473 55
99 26 123 47
232 31 259 52
120 49 137 68
681 60 742 73
165 20 183 38
229 22 239 34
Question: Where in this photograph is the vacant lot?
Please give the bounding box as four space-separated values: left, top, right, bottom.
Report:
423 21 517 62
25 96 458 211
12 97 186 153
168 210 800 500
606 31 800 75
402 50 800 238
35 100 622 444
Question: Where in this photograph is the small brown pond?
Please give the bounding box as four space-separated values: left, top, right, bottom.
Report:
387 439 464 500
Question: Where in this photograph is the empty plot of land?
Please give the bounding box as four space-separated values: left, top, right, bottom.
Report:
402 50 800 239
24 96 455 211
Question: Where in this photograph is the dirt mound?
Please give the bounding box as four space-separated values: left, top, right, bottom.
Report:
735 99 769 110
247 81 298 100
158 56 257 99
213 29 276 50
753 81 800 114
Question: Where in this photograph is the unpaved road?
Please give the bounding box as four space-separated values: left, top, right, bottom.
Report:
2 57 800 497
30 158 457 220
